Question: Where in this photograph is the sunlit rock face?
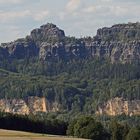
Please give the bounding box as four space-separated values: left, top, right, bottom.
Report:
96 97 140 116
0 99 29 115
0 97 60 115
0 96 139 116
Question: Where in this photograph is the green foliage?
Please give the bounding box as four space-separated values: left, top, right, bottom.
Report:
0 112 67 135
0 58 140 114
109 120 129 140
126 127 140 140
0 112 139 140
67 116 110 140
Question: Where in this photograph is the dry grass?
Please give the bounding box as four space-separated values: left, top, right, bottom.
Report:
0 129 86 140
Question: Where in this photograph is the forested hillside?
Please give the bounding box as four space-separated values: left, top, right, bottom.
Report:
0 58 140 114
0 22 140 115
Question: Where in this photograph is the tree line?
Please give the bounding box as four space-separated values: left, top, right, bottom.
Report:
0 112 139 140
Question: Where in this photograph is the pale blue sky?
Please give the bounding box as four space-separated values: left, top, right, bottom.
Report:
0 0 140 43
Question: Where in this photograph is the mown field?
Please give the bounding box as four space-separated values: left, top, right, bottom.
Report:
0 129 87 140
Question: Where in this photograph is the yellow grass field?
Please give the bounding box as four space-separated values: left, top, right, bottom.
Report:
0 129 87 140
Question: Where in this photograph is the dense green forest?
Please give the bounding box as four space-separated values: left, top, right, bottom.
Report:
0 112 139 140
0 57 140 113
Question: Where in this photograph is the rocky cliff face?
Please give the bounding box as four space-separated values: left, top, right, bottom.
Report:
93 22 140 63
0 22 140 63
1 39 38 59
0 96 139 116
88 41 140 63
96 22 140 41
0 97 60 115
96 97 140 116
31 23 65 43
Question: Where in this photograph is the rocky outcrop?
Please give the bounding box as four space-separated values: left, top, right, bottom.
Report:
1 39 39 59
96 22 140 41
87 41 140 63
96 97 140 116
39 42 66 61
31 23 65 44
0 22 140 63
92 22 140 63
0 96 139 116
0 97 60 115
39 41 88 61
0 99 29 115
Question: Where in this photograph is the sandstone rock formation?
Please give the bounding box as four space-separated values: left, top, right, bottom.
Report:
96 22 140 41
0 22 140 63
0 97 60 115
0 99 29 115
31 23 65 43
96 97 140 116
0 96 139 116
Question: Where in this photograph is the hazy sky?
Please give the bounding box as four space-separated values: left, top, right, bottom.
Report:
0 0 140 43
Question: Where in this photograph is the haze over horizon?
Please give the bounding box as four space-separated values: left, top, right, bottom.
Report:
0 0 140 43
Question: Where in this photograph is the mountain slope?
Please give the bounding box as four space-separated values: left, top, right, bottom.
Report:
0 22 140 116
